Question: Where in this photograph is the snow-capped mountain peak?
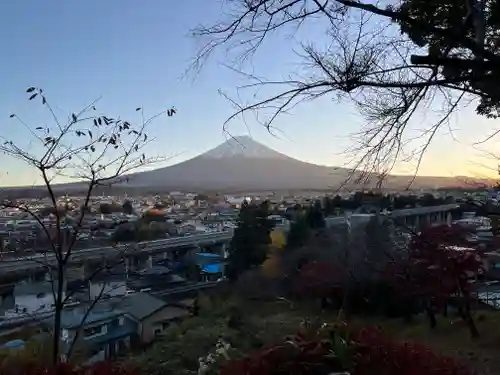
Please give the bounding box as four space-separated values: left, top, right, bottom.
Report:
200 135 289 160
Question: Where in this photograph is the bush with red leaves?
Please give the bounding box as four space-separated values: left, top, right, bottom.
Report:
220 333 346 375
351 326 472 375
386 224 485 334
407 224 484 298
220 325 473 375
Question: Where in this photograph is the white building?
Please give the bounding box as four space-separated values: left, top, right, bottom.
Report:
5 281 63 318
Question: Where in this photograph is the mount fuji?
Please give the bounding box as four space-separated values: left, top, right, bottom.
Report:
7 135 481 196
116 135 471 191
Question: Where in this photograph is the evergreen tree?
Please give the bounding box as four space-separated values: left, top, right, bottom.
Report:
364 215 395 267
322 196 335 217
379 195 392 210
99 203 113 215
286 214 310 249
122 200 134 214
305 200 325 229
227 200 274 280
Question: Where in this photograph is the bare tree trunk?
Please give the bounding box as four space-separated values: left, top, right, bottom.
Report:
464 306 479 338
0 86 175 366
52 264 65 364
462 295 479 338
403 297 414 323
457 282 479 338
425 302 437 329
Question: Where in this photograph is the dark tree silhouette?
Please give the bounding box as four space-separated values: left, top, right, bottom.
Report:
0 87 175 364
305 200 326 229
193 0 500 179
122 200 134 215
112 223 137 243
322 196 336 217
227 201 275 280
286 214 310 249
99 203 113 215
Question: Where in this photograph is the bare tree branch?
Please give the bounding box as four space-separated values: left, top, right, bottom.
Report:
0 87 176 364
192 0 500 185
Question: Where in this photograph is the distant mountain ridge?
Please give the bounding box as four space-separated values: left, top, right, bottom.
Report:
3 136 493 195
118 136 489 191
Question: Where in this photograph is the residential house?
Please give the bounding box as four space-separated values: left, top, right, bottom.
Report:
115 292 191 344
48 307 134 364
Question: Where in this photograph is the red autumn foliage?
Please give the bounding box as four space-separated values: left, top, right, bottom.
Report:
388 224 484 304
351 326 472 375
1 362 140 375
414 223 472 247
292 260 344 299
220 326 473 375
220 333 345 375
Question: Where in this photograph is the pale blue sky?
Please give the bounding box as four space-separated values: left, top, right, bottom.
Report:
0 0 498 186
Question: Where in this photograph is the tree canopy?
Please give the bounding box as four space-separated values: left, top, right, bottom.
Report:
227 200 275 280
122 200 134 215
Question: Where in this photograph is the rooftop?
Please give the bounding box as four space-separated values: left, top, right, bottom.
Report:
47 309 125 330
115 292 171 321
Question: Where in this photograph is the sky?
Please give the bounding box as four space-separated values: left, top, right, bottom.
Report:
0 0 499 186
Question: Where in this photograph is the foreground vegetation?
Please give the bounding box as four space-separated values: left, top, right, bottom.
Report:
131 292 499 375
3 199 499 374
125 200 499 375
4 293 498 374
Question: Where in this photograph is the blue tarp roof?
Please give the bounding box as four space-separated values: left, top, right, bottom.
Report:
202 263 223 274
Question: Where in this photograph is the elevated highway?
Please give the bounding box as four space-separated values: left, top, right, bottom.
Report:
0 231 233 274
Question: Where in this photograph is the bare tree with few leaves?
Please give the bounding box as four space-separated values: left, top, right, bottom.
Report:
0 87 176 364
192 0 500 185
